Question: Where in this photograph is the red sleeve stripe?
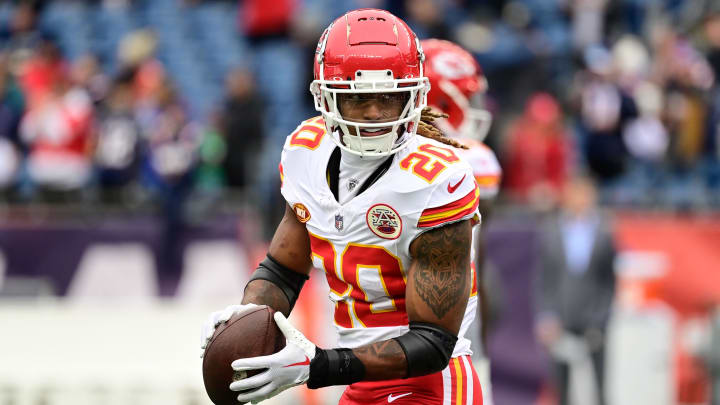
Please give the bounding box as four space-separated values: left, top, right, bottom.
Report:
279 163 284 185
420 182 479 217
418 184 480 228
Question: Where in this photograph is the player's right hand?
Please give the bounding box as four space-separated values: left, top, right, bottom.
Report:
200 303 261 358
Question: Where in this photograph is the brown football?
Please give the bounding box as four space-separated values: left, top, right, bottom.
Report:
202 305 286 405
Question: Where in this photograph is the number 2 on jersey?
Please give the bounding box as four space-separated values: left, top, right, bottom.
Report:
309 233 408 328
399 144 460 182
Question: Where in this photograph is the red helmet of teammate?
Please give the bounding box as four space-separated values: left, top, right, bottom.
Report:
421 39 492 141
310 9 430 157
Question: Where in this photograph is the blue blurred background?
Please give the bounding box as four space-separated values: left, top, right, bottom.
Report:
1 1 720 404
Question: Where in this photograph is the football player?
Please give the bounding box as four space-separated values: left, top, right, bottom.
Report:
421 39 503 405
201 9 483 404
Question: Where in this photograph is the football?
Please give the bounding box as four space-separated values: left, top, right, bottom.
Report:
202 305 286 405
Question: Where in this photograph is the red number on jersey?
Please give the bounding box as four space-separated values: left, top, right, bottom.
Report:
309 234 408 328
289 117 326 149
399 143 460 182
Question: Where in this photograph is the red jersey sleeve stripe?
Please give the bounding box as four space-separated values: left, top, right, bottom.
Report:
417 196 480 228
419 183 479 218
418 184 480 228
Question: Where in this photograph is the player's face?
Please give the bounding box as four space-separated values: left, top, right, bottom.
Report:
337 92 409 136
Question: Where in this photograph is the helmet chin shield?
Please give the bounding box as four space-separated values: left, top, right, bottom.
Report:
311 69 429 157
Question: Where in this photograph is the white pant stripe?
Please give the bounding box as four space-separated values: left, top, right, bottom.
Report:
442 363 452 405
462 356 474 404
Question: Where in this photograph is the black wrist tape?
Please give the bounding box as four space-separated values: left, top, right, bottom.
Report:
246 254 308 311
307 348 365 389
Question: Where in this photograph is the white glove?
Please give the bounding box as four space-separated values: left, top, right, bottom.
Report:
200 303 262 357
229 312 316 404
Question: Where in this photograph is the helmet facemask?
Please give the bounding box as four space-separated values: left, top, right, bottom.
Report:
311 69 429 157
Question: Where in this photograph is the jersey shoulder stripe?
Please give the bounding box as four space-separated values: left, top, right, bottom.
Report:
417 182 480 228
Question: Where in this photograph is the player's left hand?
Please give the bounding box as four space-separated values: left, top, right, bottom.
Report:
229 312 317 404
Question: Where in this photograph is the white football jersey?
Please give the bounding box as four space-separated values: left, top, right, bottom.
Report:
455 138 502 200
279 117 481 358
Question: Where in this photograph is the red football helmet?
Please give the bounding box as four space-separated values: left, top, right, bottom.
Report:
421 39 492 141
310 9 429 157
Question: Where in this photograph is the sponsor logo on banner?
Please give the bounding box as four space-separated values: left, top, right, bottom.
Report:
366 204 402 240
293 203 311 223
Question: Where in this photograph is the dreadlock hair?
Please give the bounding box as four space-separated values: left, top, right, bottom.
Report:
416 107 469 149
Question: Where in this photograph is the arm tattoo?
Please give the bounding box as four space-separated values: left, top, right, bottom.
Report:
354 339 405 360
352 339 407 380
242 279 291 316
411 220 471 319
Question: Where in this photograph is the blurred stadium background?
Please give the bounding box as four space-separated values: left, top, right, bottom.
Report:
0 0 719 404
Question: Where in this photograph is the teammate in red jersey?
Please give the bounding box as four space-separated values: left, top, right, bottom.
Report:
201 9 483 404
422 38 503 405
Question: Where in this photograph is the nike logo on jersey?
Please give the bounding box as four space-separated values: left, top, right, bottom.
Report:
387 392 412 402
283 356 310 368
447 174 466 193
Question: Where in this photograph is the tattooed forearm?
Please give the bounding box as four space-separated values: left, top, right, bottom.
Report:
242 280 290 316
352 339 407 380
409 220 472 321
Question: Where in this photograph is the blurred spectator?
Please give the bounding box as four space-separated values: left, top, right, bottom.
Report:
652 27 715 206
623 81 668 163
141 83 201 196
621 81 669 201
17 34 67 110
505 92 571 209
0 53 25 194
219 67 263 190
140 82 201 294
94 72 141 203
194 120 227 194
117 29 158 73
70 53 109 106
0 1 46 75
706 12 720 82
655 30 713 171
703 12 720 200
572 43 637 183
533 174 617 405
239 0 307 233
19 62 94 201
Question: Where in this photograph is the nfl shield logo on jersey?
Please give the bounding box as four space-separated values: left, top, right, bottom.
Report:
335 214 344 231
366 204 402 240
